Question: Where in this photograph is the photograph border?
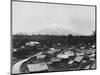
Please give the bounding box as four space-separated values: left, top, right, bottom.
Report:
10 0 97 75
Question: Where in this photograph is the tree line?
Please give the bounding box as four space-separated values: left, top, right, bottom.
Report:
12 31 96 48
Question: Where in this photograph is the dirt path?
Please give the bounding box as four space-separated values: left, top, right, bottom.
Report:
12 52 42 74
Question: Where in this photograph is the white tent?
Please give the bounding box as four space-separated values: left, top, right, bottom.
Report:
74 56 84 62
27 63 48 72
64 51 74 56
57 54 69 59
36 54 46 59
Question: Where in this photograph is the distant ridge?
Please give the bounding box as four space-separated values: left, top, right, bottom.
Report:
34 26 81 36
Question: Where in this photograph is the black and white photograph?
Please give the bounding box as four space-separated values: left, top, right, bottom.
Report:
11 0 96 74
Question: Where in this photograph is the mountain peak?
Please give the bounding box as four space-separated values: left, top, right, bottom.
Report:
34 24 80 36
50 24 62 29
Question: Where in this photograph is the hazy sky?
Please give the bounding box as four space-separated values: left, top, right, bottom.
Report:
12 1 95 35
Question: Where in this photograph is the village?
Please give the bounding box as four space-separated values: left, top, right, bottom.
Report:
12 39 96 74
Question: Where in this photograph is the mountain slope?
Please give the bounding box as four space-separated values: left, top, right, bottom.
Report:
34 27 80 36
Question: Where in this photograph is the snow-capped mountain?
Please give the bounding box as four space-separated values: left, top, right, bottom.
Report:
34 24 80 35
